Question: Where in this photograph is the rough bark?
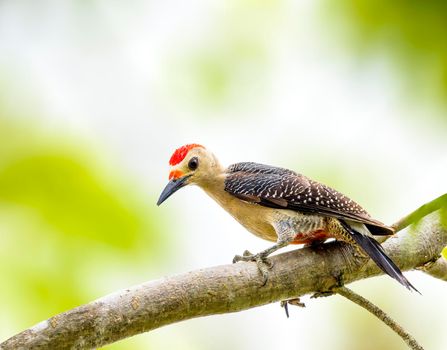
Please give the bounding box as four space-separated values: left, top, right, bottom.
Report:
1 208 446 350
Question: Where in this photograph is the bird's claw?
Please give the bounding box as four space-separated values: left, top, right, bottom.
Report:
232 250 254 263
352 245 368 260
280 298 305 318
256 256 272 286
232 251 274 285
232 250 257 263
242 250 253 257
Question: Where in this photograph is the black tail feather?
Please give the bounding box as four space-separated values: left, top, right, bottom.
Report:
340 220 419 293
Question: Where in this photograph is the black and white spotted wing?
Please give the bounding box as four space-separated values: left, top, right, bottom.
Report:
224 162 393 235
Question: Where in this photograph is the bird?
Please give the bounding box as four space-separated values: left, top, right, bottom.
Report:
157 143 417 292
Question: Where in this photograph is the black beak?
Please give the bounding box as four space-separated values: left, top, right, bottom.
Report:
157 175 191 206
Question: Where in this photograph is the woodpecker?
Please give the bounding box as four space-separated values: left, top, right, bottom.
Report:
157 144 417 292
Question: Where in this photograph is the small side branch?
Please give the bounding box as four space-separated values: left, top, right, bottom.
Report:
392 193 447 232
336 287 424 350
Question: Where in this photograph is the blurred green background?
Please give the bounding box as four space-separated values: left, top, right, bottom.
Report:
0 1 446 349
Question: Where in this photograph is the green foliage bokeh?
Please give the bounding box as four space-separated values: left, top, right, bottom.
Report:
329 0 447 119
0 117 164 349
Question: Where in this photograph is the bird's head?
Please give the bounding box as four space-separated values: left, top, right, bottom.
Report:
157 144 222 205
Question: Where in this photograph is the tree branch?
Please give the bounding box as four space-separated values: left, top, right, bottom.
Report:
417 256 447 281
335 287 424 350
1 204 446 350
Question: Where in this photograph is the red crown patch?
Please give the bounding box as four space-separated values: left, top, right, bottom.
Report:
169 144 204 166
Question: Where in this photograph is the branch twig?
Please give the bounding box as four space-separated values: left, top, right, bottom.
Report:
335 287 424 350
1 202 446 349
391 193 447 232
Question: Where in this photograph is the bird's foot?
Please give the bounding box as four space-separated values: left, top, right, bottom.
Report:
280 298 305 318
349 244 369 260
233 250 274 285
311 272 345 299
232 250 254 263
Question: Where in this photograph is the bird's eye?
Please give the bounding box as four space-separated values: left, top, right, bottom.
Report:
188 157 199 171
